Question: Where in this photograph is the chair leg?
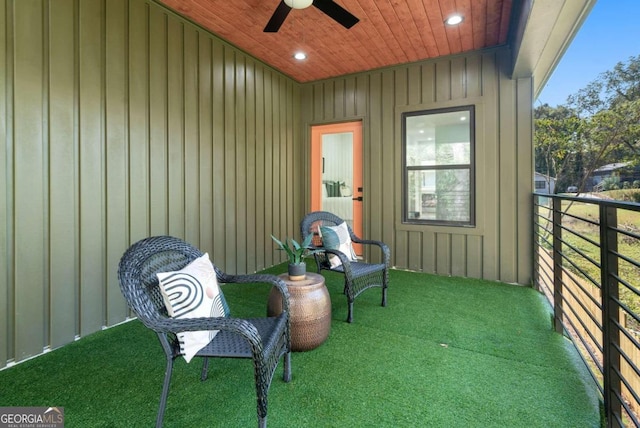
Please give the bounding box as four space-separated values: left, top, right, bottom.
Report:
254 364 269 428
200 357 209 381
382 269 389 307
157 357 174 428
283 352 291 382
347 301 354 323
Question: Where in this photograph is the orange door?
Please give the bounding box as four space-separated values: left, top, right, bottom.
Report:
310 121 363 256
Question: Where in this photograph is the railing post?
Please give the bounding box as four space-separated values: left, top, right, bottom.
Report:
552 197 563 334
533 195 540 291
600 204 622 427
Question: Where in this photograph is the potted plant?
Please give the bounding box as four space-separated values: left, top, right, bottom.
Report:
271 234 315 280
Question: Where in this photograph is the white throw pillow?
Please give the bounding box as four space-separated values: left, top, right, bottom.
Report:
320 222 357 268
340 185 352 197
157 253 227 363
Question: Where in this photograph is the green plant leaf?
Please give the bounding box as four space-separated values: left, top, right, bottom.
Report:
271 235 306 264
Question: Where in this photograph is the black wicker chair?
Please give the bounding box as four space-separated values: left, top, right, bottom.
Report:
300 211 390 323
117 236 291 428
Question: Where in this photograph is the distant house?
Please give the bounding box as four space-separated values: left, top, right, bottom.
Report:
534 172 556 194
590 162 640 191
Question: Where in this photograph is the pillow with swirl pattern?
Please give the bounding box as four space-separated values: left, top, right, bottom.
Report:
157 253 229 363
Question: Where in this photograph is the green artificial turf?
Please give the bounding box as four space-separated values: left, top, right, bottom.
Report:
0 266 602 427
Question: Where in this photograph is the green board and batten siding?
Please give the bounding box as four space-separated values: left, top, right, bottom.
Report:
300 51 533 284
0 0 533 367
0 0 302 366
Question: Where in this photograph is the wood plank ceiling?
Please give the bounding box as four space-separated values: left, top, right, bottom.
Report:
156 0 513 83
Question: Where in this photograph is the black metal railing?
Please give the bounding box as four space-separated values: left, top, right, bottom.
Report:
534 193 640 427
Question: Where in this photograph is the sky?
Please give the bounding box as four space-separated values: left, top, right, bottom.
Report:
537 0 640 107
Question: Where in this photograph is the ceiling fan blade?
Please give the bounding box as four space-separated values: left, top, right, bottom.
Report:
264 1 292 32
312 0 359 29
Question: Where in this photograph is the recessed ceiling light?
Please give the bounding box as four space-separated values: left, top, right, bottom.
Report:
294 52 307 60
445 15 463 26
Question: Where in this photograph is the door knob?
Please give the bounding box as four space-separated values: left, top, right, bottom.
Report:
352 196 363 201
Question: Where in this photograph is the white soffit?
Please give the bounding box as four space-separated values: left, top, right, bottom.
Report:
511 0 597 98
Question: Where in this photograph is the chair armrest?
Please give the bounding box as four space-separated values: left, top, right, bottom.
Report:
350 238 391 266
216 272 291 315
157 316 259 340
320 248 356 276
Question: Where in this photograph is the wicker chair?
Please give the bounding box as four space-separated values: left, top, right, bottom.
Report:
300 211 390 323
117 236 291 428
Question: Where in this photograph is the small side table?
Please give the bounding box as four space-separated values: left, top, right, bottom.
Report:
267 272 331 351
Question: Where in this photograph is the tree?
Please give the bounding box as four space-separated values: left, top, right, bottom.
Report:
534 104 584 192
535 56 640 192
568 55 640 116
567 55 640 167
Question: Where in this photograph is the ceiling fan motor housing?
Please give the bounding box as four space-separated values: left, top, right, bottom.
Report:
284 0 313 9
265 0 359 32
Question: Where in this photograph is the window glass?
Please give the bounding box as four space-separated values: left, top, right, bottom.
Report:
403 106 475 225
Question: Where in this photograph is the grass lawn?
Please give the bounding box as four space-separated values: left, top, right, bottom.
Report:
559 195 640 314
0 267 601 427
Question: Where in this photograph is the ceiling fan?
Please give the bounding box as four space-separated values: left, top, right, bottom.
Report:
264 0 359 33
